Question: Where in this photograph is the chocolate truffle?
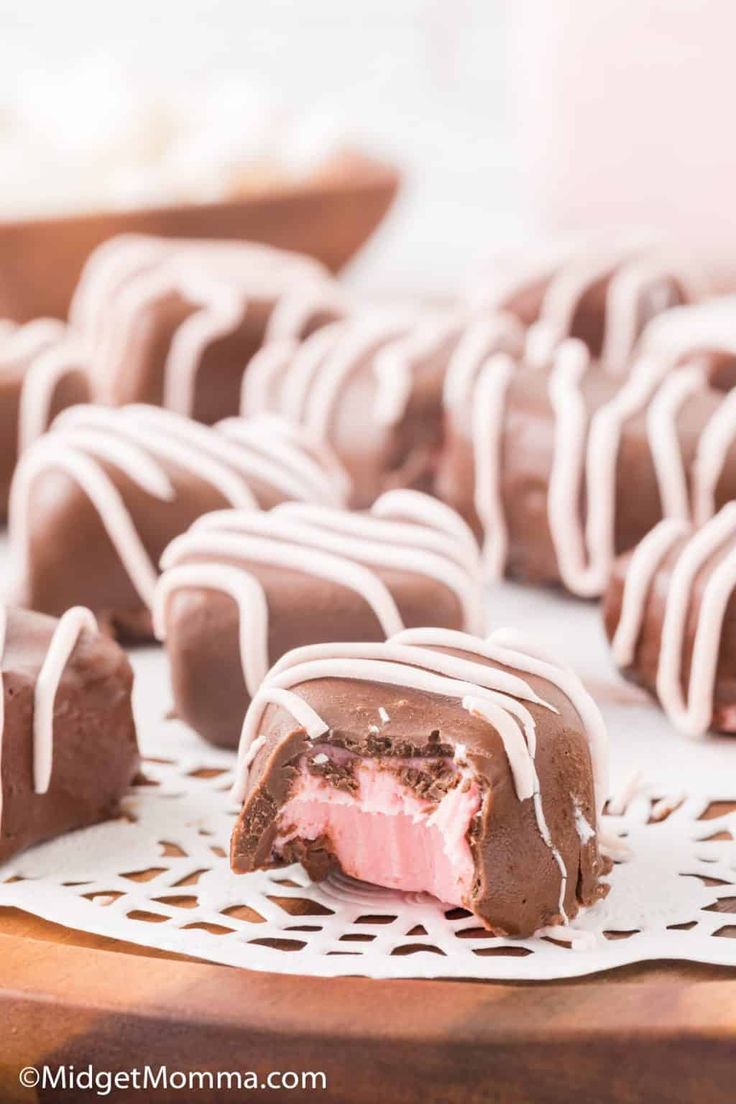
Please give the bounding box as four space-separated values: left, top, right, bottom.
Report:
155 490 484 748
603 503 736 735
0 604 138 862
470 242 705 373
230 627 610 937
69 234 343 425
0 319 90 519
243 309 524 507
9 405 349 639
437 338 736 596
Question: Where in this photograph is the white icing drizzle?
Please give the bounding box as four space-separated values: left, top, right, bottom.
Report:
70 233 335 414
371 315 460 427
17 334 88 452
233 629 607 917
443 313 525 414
240 339 300 417
0 605 98 815
641 296 736 365
471 352 516 577
155 491 485 693
463 333 732 596
645 367 704 520
613 503 736 735
242 310 443 441
611 518 690 667
33 607 98 793
10 406 343 610
691 387 736 526
525 247 700 372
162 279 246 416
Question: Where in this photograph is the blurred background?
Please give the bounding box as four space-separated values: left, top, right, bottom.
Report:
0 0 732 299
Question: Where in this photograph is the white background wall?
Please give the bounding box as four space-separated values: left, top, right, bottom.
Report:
0 0 525 293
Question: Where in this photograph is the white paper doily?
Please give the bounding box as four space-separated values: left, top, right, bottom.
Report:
1 579 735 980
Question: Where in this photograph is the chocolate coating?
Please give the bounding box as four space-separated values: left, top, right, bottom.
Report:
0 607 138 862
165 559 467 749
231 644 609 937
437 362 729 588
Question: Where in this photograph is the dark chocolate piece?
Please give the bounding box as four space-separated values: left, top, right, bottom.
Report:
243 310 524 507
437 340 736 596
603 504 736 734
69 235 342 425
0 319 90 519
9 405 349 639
231 628 610 937
155 491 483 747
0 605 138 863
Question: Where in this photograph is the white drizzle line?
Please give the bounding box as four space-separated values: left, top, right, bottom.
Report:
17 336 88 452
691 387 736 526
264 285 346 343
234 638 556 802
600 256 688 374
656 505 736 734
302 317 411 439
240 339 299 417
611 504 736 734
472 352 516 577
155 491 484 688
371 315 459 427
11 405 343 610
611 518 690 667
646 367 705 520
442 314 524 413
234 630 605 919
33 607 98 793
0 318 67 363
547 346 675 596
162 281 246 416
154 563 270 697
217 416 349 506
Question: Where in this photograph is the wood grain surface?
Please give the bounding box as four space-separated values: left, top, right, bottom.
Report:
1 903 735 1104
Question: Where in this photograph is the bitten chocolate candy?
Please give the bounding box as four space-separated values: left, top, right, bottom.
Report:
0 605 138 863
243 309 523 507
9 405 349 639
231 627 610 937
69 234 342 425
155 490 484 748
0 319 90 519
603 503 736 735
437 338 736 597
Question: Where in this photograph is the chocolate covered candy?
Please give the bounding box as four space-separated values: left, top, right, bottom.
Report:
243 309 523 507
230 627 610 937
437 339 736 596
155 490 484 748
603 504 736 735
0 319 90 519
0 605 138 862
10 405 348 639
471 242 704 373
69 234 342 425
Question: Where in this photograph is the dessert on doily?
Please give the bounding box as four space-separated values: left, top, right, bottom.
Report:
2 228 736 978
230 628 610 937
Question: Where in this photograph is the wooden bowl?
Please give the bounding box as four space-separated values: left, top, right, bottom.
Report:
0 151 400 322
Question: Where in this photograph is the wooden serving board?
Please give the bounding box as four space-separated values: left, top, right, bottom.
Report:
1 905 735 1104
0 151 400 322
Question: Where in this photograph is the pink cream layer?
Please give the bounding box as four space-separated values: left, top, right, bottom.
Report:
274 760 481 906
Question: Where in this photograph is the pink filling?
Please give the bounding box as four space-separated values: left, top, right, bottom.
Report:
275 759 481 906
